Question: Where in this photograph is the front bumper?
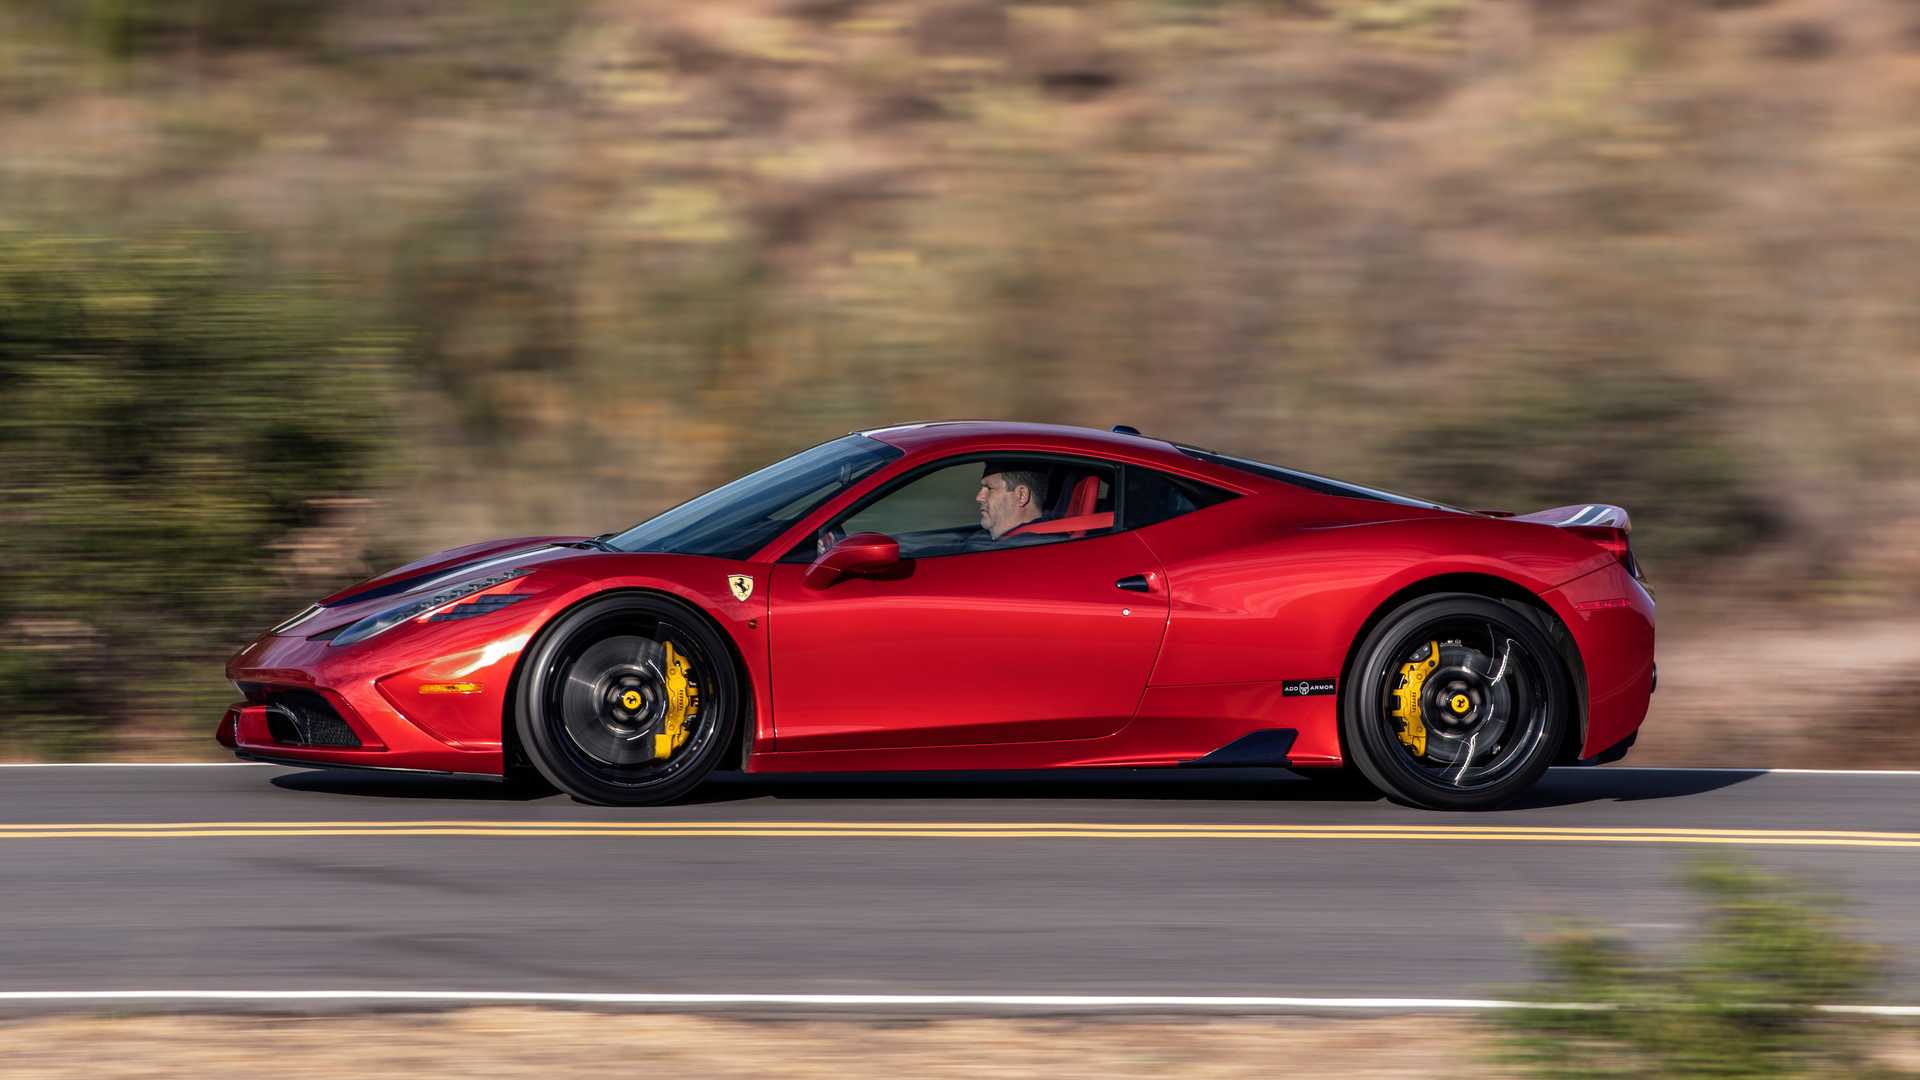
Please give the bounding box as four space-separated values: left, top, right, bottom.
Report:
219 616 535 776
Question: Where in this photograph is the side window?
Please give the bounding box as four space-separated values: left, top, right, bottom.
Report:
839 462 980 540
804 456 1118 560
1122 467 1236 530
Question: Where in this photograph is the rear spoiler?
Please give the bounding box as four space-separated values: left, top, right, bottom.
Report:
1511 504 1640 579
1511 504 1629 530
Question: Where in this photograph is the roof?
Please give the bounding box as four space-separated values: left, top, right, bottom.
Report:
860 420 1182 459
858 420 1460 512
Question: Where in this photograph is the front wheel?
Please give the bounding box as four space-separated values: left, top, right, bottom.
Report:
1342 594 1570 810
514 593 740 806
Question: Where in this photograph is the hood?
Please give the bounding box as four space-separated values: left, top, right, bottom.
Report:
318 535 586 609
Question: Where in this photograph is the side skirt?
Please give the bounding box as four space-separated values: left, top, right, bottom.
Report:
1178 729 1298 769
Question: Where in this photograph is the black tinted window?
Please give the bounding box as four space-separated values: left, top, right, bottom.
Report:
1174 446 1455 511
1122 467 1236 529
793 455 1119 561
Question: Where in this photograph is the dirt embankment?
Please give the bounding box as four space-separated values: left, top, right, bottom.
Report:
7 1009 1920 1078
1640 610 1920 768
0 1011 1511 1079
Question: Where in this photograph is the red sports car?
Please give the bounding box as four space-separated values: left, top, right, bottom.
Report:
221 422 1655 810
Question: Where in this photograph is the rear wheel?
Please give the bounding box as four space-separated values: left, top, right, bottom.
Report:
1342 594 1569 810
514 593 740 806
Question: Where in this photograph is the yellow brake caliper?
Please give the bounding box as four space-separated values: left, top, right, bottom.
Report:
1390 641 1440 757
653 641 700 761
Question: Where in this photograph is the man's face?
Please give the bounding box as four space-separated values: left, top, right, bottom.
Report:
976 471 1034 538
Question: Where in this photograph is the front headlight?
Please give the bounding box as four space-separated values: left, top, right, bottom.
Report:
329 570 531 648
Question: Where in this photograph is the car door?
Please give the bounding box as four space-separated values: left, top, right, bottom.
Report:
765 455 1170 752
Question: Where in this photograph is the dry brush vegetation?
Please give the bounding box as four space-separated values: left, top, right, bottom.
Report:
2 0 1918 760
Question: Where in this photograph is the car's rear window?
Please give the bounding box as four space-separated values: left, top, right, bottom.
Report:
1174 446 1458 512
1121 467 1237 530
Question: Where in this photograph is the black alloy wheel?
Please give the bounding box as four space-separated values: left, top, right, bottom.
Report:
514 593 740 805
1342 594 1570 810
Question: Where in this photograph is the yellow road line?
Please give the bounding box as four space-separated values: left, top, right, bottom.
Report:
0 822 1918 848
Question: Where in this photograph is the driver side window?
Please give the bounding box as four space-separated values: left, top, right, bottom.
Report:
839 461 982 542
809 456 1118 560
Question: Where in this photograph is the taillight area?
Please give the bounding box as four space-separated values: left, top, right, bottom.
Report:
1565 524 1641 580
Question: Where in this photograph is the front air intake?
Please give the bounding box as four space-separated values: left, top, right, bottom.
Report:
263 689 362 748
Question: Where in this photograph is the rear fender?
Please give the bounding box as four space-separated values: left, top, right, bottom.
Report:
1335 574 1590 767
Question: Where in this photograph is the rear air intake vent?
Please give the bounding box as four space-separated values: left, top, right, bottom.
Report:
263 690 361 748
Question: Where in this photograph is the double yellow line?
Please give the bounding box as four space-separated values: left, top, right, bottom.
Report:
1 821 1918 848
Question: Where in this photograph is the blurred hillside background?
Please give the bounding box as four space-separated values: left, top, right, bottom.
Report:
1 0 1917 764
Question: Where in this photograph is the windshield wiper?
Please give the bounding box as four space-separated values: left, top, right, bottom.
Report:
563 534 620 552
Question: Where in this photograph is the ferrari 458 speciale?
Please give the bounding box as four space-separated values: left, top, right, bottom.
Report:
222 422 1655 809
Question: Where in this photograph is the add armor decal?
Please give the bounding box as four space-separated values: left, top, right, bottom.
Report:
1282 679 1336 697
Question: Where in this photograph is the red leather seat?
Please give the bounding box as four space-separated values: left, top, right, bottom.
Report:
1005 475 1110 540
1065 475 1100 517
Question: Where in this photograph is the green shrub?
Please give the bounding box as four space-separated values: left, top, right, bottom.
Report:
1499 858 1888 1078
20 0 339 56
0 232 398 754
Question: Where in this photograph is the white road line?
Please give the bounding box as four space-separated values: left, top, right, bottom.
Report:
0 990 1910 1015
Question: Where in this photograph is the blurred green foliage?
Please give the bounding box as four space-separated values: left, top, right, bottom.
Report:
1500 858 1888 1078
25 0 334 56
0 233 397 755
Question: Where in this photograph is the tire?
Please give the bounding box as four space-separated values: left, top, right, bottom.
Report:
1341 593 1570 810
513 592 741 806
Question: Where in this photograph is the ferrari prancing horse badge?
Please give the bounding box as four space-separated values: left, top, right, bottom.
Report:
728 574 754 602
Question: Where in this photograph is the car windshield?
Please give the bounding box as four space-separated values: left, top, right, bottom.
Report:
607 434 902 560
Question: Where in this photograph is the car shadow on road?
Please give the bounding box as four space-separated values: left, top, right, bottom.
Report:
267 767 1354 804
686 768 1379 804
267 764 1760 809
269 770 555 801
683 766 1760 808
1499 767 1761 810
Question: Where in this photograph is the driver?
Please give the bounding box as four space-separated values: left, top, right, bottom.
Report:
976 462 1047 540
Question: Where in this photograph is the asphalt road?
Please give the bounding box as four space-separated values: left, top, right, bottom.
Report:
1 764 1916 1006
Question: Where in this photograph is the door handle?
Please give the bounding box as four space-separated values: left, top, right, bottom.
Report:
1115 574 1151 593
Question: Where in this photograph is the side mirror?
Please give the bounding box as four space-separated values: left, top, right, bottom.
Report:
803 532 902 589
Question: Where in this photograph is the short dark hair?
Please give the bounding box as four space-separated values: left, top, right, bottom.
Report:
988 466 1048 507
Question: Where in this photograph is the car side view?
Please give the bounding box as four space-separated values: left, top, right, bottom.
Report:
220 421 1656 810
